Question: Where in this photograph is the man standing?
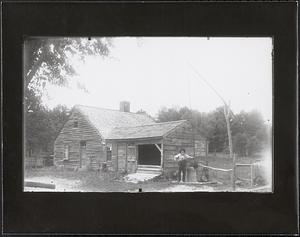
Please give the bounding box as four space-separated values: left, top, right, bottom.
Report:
174 148 193 182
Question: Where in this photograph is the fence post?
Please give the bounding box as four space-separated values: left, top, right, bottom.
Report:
232 153 236 191
205 140 209 181
250 163 253 187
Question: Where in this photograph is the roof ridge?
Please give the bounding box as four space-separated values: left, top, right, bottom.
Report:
112 119 187 129
74 104 153 117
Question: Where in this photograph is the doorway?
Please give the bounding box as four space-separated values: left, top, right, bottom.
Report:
79 141 87 168
137 144 161 166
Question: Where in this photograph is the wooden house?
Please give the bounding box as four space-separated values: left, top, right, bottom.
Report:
106 120 208 176
54 102 155 170
54 102 208 175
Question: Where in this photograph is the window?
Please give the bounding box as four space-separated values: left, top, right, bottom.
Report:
27 148 33 157
106 144 112 161
74 120 78 128
80 141 86 148
64 145 69 160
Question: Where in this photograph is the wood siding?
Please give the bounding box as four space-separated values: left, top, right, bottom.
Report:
111 143 118 171
127 144 137 173
107 123 207 175
110 139 162 172
54 109 106 170
117 143 127 172
163 122 207 174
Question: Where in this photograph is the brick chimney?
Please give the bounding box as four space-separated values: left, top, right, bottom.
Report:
120 101 130 112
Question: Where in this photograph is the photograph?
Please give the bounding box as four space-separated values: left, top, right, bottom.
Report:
23 37 273 193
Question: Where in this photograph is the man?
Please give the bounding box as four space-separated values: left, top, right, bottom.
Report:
174 148 193 182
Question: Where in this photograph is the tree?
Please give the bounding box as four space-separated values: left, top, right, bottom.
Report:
233 132 248 156
157 106 215 149
156 106 269 157
206 107 228 153
156 106 182 122
231 110 268 156
24 37 112 155
24 37 112 111
136 109 154 121
25 104 69 156
136 109 147 114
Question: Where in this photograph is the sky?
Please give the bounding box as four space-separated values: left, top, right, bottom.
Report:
43 37 273 123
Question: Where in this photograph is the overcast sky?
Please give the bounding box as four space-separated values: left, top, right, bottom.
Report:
43 37 273 123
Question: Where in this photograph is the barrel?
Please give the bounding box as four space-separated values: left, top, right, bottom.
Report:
187 167 197 182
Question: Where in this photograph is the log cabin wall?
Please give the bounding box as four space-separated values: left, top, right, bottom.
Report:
110 139 162 173
162 122 207 176
111 143 118 171
54 109 107 170
111 142 132 173
127 143 137 173
117 143 127 172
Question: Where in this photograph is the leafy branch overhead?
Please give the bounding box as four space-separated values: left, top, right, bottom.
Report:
24 37 113 95
24 37 113 152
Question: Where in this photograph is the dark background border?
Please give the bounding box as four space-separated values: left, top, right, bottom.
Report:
2 2 298 235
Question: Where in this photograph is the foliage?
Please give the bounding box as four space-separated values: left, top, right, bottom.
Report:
157 106 205 132
24 37 112 110
25 37 112 154
206 107 229 153
156 106 269 157
24 38 112 89
233 133 248 156
136 109 151 117
26 105 69 155
156 106 183 122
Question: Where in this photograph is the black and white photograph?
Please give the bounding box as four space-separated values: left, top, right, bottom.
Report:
2 2 298 235
23 37 273 192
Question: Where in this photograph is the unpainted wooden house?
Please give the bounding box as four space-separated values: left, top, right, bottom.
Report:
54 102 208 175
106 120 208 176
54 102 155 170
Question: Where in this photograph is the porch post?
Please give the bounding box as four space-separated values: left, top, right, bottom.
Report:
125 143 128 172
161 143 164 168
154 143 163 168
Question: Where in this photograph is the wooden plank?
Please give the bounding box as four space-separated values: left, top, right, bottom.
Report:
171 181 218 185
198 163 232 172
125 143 128 172
235 163 252 166
116 143 118 171
106 138 162 145
250 164 253 187
154 144 162 153
24 181 56 189
232 153 236 191
136 144 139 171
161 142 164 168
54 109 105 170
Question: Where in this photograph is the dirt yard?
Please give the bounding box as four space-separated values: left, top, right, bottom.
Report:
24 156 271 192
24 167 219 192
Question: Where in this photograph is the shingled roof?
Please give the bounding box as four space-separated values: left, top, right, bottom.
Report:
106 120 187 140
74 105 155 138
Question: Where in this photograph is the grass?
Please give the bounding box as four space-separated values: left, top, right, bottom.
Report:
197 153 266 187
24 153 269 192
25 167 179 192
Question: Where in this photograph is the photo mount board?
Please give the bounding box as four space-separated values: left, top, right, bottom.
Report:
1 2 298 235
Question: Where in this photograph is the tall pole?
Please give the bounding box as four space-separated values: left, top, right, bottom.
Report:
223 103 235 190
188 63 234 158
188 76 196 158
223 104 233 159
188 63 236 189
